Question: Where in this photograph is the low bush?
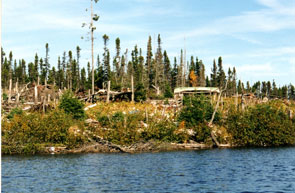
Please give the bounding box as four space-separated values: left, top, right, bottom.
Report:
178 95 220 127
227 103 295 146
59 91 85 120
2 109 86 154
7 107 23 120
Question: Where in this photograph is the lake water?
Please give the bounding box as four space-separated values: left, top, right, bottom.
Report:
2 148 295 193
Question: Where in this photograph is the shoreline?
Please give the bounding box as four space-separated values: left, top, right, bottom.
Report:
2 140 235 155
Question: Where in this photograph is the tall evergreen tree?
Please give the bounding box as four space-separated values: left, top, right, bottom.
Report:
210 59 217 87
145 36 153 91
198 60 206 86
171 57 178 90
102 34 110 82
76 46 81 88
217 56 226 88
44 43 50 82
163 50 171 84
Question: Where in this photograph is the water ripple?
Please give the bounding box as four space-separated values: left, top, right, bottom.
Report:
2 148 295 192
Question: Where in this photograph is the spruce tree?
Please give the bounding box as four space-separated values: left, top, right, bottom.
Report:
199 60 206 87
171 57 178 90
76 46 81 88
217 56 226 88
163 50 171 84
210 59 217 87
272 80 278 98
145 36 153 91
102 34 110 82
44 43 50 82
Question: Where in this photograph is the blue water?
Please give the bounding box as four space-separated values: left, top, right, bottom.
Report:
2 148 295 193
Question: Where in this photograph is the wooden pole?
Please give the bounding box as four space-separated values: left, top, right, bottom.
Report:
34 85 38 104
42 96 46 113
8 79 12 103
91 0 95 95
15 81 19 105
48 94 51 103
131 75 134 103
16 93 20 106
106 80 110 103
145 108 148 123
15 81 18 94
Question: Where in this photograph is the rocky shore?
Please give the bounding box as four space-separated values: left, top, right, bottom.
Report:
45 140 216 154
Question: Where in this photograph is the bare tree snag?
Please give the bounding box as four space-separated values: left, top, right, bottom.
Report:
42 96 46 113
152 85 160 96
15 81 18 94
48 94 51 103
16 93 20 106
8 79 12 103
34 85 38 104
209 80 229 147
106 81 110 103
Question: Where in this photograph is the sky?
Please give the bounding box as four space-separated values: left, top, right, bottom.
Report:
2 0 295 86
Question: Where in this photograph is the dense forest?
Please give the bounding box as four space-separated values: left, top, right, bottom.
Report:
1 34 295 100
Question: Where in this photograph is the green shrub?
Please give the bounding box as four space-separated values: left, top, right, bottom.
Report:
59 91 85 120
7 107 23 120
2 109 86 154
97 114 110 127
2 93 8 101
112 112 125 123
227 104 295 146
135 83 146 102
193 124 211 142
164 84 174 98
43 110 72 143
178 95 219 127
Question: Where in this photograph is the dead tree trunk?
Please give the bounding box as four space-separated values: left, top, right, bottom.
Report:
152 85 160 96
106 81 110 103
209 80 229 147
8 79 12 103
34 85 38 104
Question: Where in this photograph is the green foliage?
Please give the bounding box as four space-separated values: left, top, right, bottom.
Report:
7 107 23 120
2 93 8 101
164 84 173 98
177 95 218 142
2 109 86 154
43 110 72 143
134 83 146 102
227 104 295 146
143 120 182 142
178 95 219 127
192 124 211 142
59 91 85 120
